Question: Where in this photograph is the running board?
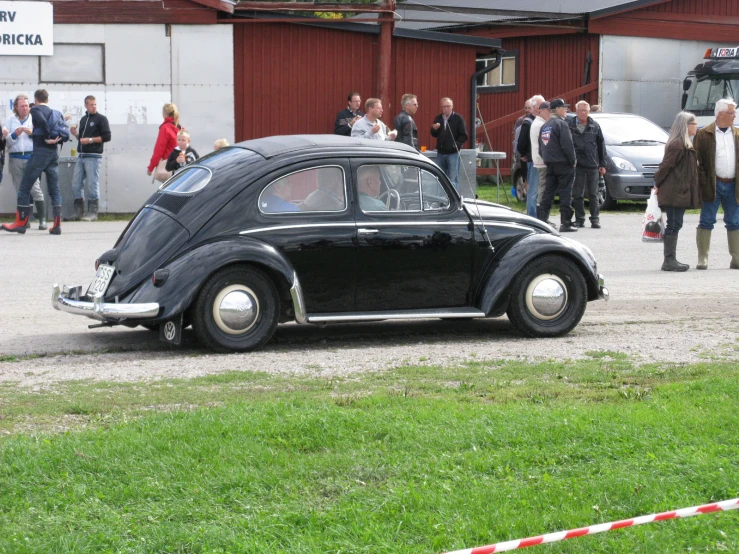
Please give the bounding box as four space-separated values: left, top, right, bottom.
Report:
306 307 486 323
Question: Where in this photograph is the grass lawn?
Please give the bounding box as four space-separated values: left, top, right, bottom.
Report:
1 355 738 553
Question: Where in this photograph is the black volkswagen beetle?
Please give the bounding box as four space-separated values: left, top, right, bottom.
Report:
53 135 609 352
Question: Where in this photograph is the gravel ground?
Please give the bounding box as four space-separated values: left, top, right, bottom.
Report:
1 212 737 388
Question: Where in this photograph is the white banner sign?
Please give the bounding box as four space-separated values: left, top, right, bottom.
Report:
0 1 53 56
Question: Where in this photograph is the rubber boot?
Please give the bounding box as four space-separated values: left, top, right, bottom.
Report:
35 200 47 230
82 199 98 222
49 205 62 235
696 228 711 270
71 198 85 221
559 212 577 232
1 205 31 234
728 230 739 269
661 234 689 272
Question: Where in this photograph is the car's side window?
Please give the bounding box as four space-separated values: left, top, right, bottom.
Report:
259 166 346 214
357 164 422 212
420 170 450 211
356 164 450 213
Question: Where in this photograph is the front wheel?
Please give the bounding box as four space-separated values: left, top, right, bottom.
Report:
599 175 617 211
506 255 587 337
192 266 279 353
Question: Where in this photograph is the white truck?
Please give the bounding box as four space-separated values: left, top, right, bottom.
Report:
682 46 739 126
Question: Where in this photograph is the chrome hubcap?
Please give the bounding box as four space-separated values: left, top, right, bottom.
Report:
525 274 567 321
212 285 259 335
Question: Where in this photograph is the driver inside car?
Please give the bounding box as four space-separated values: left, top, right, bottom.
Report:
357 166 388 211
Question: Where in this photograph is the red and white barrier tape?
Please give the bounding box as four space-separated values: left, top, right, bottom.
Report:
443 498 739 554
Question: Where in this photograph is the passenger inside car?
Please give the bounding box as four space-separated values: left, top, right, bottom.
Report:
303 167 346 211
260 177 301 213
357 166 388 211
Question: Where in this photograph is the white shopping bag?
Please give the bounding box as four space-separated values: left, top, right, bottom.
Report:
641 187 665 242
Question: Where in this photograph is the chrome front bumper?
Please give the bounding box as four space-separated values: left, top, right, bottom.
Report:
598 273 609 301
52 284 160 321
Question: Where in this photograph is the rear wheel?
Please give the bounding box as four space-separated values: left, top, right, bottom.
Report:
192 266 279 352
506 255 587 337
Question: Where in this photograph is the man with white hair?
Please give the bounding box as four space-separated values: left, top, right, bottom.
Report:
517 94 544 217
568 100 606 228
394 93 419 151
694 97 739 269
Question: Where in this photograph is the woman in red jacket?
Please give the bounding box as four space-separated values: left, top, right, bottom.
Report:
147 103 181 179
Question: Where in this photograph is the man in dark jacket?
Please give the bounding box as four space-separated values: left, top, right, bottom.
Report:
70 95 112 221
394 93 419 151
2 89 67 235
430 97 468 190
569 100 606 228
538 98 577 232
334 92 364 136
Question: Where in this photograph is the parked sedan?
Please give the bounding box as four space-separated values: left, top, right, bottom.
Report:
52 136 608 352
588 112 668 210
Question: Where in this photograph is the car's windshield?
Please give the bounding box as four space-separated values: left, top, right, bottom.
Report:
592 116 668 146
684 75 739 116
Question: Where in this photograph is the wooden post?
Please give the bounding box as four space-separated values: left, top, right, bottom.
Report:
377 0 395 107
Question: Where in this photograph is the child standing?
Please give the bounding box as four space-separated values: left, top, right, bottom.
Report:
165 130 199 173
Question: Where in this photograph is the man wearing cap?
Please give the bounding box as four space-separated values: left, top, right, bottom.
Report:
568 100 606 229
538 98 577 232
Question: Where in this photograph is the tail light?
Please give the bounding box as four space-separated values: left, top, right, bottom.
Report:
95 259 100 270
152 269 170 287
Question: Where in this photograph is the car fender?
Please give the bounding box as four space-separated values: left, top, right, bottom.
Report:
477 233 600 316
125 237 297 321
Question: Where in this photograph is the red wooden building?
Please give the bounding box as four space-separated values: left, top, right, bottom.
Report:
229 11 500 152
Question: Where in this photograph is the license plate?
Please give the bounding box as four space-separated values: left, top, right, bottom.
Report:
88 264 115 296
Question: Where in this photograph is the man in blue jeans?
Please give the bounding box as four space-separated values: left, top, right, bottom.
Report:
693 97 739 269
2 89 67 235
430 97 468 193
70 95 111 221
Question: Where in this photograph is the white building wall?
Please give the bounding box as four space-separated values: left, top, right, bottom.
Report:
0 23 234 213
600 35 715 128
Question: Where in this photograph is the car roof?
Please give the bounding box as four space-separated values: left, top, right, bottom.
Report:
233 134 419 159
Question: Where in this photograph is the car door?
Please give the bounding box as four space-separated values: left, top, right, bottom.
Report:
351 160 475 312
245 160 357 313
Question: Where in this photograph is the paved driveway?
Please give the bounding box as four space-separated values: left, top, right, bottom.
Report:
1 214 737 387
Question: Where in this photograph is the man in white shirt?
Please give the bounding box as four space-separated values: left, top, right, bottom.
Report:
694 97 739 269
351 98 397 141
2 94 46 230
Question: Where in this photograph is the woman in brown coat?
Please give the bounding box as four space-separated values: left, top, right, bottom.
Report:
653 111 700 271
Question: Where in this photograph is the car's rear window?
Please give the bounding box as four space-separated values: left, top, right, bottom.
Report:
161 167 212 193
159 148 262 194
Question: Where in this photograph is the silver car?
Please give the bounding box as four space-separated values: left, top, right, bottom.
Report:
587 113 668 210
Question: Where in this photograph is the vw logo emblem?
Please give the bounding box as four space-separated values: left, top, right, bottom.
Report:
164 321 177 341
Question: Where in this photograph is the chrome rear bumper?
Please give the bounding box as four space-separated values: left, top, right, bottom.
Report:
52 284 160 321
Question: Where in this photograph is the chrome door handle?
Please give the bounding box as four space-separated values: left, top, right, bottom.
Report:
357 228 379 235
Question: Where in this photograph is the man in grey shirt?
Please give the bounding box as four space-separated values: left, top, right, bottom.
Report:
351 98 397 141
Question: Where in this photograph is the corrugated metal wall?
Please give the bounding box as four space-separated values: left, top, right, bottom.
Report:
475 33 600 172
645 0 739 14
234 24 377 140
391 37 474 150
589 0 739 40
233 24 478 149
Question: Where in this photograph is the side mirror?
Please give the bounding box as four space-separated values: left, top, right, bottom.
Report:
682 79 692 92
681 92 688 110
